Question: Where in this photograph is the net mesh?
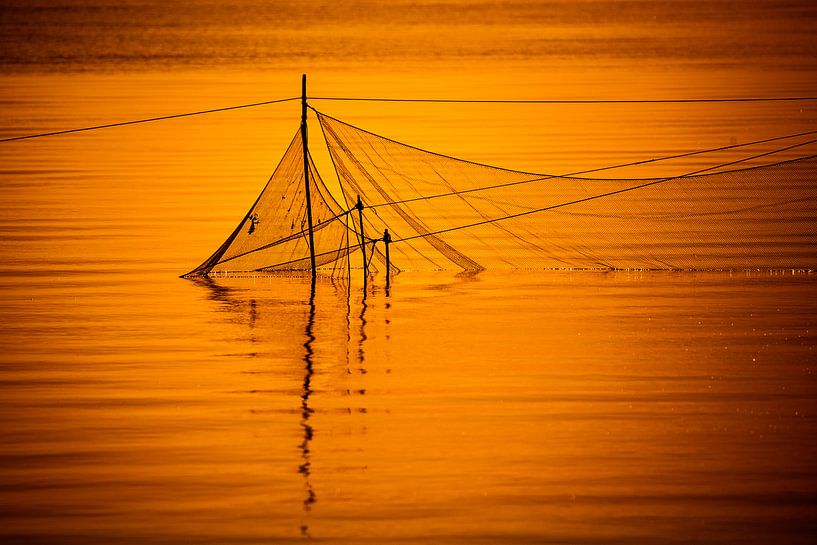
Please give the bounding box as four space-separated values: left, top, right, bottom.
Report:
186 129 357 276
187 115 817 276
318 112 817 271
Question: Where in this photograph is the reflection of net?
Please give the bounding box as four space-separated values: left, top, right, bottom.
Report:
187 117 817 276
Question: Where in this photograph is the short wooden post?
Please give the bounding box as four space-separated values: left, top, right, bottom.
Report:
383 229 391 290
355 196 368 285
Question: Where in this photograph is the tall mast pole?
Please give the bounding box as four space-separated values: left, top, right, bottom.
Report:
301 74 317 279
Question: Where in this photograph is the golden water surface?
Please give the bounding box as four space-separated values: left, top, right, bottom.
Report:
1 1 816 543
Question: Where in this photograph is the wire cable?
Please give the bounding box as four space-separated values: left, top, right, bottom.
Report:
255 241 363 272
5 93 813 143
0 96 299 143
214 209 351 267
310 96 817 104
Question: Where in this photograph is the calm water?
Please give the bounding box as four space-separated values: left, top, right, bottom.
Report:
1 1 817 543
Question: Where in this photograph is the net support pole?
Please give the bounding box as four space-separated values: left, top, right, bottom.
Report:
301 74 317 279
356 196 368 286
383 229 391 290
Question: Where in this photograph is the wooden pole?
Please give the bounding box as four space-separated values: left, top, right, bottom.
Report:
383 229 391 290
356 195 368 285
301 74 317 279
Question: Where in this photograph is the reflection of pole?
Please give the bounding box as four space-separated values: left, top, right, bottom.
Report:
301 74 317 279
383 229 391 291
299 276 317 536
355 195 368 288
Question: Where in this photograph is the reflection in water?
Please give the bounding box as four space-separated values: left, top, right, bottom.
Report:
339 278 353 377
192 275 324 536
186 274 560 539
299 278 317 536
190 275 395 539
193 276 259 336
358 293 368 374
4 269 814 543
192 276 238 308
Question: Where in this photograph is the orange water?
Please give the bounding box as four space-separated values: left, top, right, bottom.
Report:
1 1 817 543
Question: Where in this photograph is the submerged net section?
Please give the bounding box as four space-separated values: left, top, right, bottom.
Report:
185 129 357 276
318 112 817 271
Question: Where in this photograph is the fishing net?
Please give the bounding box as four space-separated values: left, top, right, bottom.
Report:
317 112 817 271
187 114 817 276
185 129 357 276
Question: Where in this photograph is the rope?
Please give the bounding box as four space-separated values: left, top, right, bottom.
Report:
367 240 378 270
0 96 299 143
251 225 387 272
392 140 817 244
213 205 382 269
214 209 350 266
367 129 817 209
5 93 813 144
310 96 817 104
255 241 361 272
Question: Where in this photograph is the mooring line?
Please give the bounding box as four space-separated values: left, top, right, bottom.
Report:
0 96 300 143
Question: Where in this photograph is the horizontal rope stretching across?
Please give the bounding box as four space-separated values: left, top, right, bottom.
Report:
252 240 373 272
363 128 817 209
212 209 352 266
6 93 813 144
0 96 299 143
310 96 817 104
210 205 381 268
392 140 817 243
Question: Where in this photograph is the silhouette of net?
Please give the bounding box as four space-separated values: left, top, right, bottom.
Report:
317 112 817 271
187 116 817 276
185 130 356 276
